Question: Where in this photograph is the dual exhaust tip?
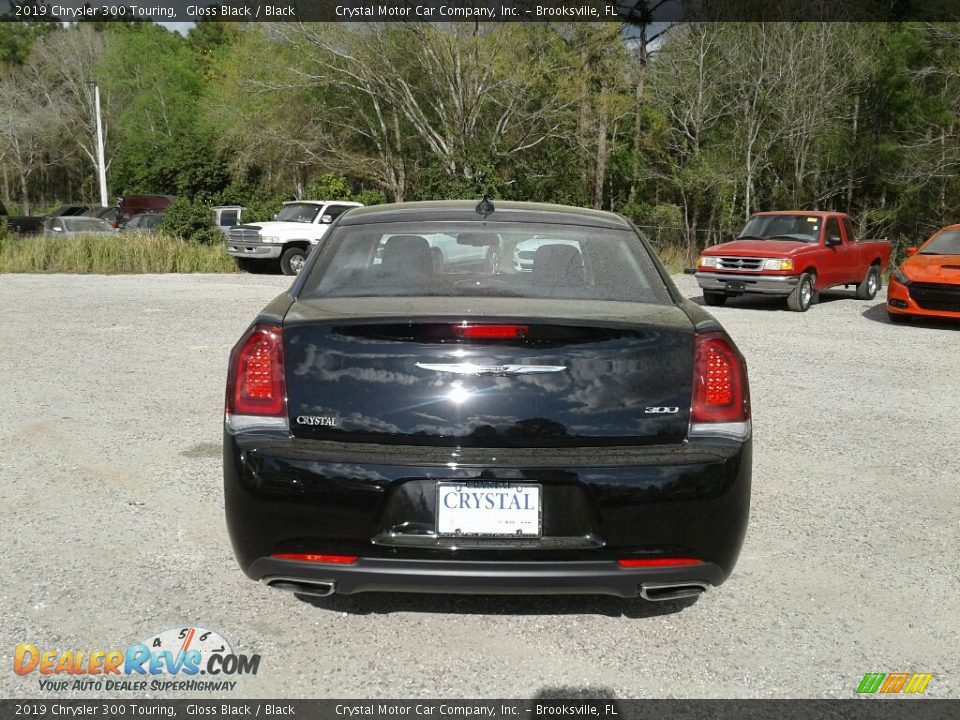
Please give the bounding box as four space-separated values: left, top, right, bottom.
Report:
264 578 709 602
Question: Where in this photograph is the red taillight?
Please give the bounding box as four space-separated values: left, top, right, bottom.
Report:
691 332 749 424
226 324 286 416
271 553 358 564
618 558 703 567
454 324 529 339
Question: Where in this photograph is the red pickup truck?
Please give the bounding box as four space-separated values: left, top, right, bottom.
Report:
695 211 892 312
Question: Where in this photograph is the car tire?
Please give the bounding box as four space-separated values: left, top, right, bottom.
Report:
888 311 911 324
855 265 881 300
280 247 307 276
703 292 727 307
787 272 815 312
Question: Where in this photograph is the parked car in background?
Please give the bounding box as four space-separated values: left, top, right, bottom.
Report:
372 232 500 273
887 223 960 323
44 216 115 236
0 199 44 235
96 206 121 228
118 194 176 224
227 200 362 275
695 211 892 312
513 237 579 272
47 204 102 218
213 205 244 238
121 211 165 233
224 200 751 601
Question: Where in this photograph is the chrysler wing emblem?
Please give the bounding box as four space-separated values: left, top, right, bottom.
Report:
415 362 566 376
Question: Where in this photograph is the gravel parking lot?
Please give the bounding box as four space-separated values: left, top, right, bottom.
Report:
1 272 957 699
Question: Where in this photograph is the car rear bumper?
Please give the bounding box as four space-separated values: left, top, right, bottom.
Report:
224 432 751 596
696 271 799 296
252 557 725 598
227 241 282 259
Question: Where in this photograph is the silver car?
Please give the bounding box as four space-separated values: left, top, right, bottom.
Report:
44 216 116 236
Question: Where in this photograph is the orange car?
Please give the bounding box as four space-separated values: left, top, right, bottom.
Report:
887 224 960 323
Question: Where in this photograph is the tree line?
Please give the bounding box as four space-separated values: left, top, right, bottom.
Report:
1 20 959 257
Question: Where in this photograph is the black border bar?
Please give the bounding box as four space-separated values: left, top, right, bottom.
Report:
0 700 957 720
3 1 960 23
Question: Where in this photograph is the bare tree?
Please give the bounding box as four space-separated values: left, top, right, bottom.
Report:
24 26 110 194
276 23 573 193
0 70 67 212
774 24 858 207
649 24 737 258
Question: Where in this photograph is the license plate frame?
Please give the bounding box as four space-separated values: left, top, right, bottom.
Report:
435 482 542 538
726 280 747 292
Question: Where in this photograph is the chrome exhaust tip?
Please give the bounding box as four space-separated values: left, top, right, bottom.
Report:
640 581 709 602
265 578 337 598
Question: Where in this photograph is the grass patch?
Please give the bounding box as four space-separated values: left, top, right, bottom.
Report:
654 244 690 275
0 232 238 274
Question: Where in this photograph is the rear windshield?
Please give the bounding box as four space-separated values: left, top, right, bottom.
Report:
921 230 960 255
299 221 672 304
63 217 112 232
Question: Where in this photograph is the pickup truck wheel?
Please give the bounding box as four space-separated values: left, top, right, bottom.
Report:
703 292 727 307
855 265 881 300
280 247 307 276
787 273 815 312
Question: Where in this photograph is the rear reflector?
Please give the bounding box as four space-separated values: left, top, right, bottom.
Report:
618 558 703 567
454 324 529 339
272 554 358 564
690 332 750 440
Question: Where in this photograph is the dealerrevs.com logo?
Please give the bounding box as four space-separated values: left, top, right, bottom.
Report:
14 626 260 693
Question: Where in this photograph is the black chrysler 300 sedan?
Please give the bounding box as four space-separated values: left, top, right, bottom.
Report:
224 200 751 602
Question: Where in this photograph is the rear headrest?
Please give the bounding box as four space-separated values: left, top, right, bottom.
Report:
531 244 583 286
380 234 432 275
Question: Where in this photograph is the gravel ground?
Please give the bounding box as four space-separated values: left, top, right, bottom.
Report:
0 272 957 700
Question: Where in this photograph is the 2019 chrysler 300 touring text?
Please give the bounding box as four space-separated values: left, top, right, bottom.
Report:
223 201 751 602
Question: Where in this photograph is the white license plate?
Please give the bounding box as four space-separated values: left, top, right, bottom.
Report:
436 482 542 537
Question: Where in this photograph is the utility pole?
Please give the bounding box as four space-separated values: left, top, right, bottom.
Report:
92 83 108 207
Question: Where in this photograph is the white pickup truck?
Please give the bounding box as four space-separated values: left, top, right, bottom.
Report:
227 200 362 275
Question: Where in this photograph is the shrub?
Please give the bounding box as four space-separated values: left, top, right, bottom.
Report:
160 198 223 245
305 173 353 200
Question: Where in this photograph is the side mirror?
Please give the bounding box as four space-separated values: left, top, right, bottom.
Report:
321 215 333 224
826 235 842 247
906 247 919 256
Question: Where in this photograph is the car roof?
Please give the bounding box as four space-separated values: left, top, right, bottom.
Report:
282 200 364 207
339 200 631 229
751 210 842 218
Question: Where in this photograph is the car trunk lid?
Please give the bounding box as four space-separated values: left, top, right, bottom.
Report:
282 298 695 447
